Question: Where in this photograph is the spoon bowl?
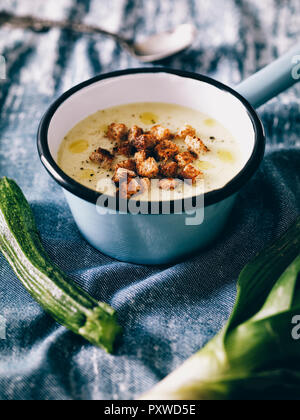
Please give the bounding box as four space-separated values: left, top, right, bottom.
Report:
131 23 197 62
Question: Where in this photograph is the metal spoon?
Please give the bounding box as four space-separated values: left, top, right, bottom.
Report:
0 11 196 63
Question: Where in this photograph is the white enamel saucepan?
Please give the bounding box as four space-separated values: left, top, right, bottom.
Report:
38 44 300 265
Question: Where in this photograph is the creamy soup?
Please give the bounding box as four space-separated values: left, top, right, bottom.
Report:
58 103 244 201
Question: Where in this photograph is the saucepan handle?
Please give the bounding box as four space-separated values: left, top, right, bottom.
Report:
236 43 300 108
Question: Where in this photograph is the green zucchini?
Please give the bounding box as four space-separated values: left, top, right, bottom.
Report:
0 177 121 353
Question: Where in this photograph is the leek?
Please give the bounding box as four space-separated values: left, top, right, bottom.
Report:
141 217 300 400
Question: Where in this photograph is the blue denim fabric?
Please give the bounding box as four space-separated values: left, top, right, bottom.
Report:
0 0 299 400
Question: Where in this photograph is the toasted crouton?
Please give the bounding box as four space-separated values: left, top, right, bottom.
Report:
155 140 179 162
128 125 144 143
160 161 178 178
185 135 209 156
180 164 203 183
113 168 136 184
150 125 172 141
119 178 141 199
134 150 147 164
107 123 128 142
132 134 157 151
175 151 197 168
159 178 179 191
115 159 136 172
177 125 196 139
136 157 159 178
89 148 114 169
117 141 133 157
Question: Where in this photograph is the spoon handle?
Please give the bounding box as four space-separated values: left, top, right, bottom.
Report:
236 43 300 108
0 11 128 43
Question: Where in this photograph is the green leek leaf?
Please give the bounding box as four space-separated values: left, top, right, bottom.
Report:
141 217 300 400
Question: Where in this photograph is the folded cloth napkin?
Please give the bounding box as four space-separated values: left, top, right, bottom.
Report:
0 0 299 400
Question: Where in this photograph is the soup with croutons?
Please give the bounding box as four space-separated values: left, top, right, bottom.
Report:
57 103 244 201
